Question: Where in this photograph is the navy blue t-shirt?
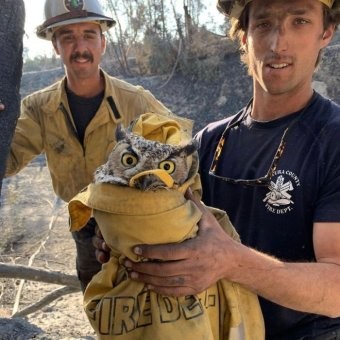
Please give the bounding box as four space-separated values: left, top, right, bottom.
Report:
196 92 340 338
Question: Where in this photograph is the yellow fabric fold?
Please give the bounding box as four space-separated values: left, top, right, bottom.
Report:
68 112 264 339
132 111 194 144
69 179 264 339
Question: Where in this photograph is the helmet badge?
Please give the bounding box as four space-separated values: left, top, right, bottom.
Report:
64 0 85 12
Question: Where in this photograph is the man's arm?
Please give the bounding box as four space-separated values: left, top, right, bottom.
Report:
124 190 340 318
4 97 45 177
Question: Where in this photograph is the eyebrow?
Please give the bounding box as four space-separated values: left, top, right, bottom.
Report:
57 28 99 36
252 3 317 20
287 4 316 15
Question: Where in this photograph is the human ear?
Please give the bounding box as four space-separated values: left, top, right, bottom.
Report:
320 25 335 47
242 33 247 46
241 33 248 53
101 34 106 55
51 37 60 55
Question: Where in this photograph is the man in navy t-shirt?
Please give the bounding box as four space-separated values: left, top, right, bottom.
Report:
95 0 340 338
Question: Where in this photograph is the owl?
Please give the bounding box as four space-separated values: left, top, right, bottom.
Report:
94 124 198 191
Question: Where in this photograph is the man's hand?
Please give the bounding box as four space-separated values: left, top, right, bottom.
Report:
124 189 239 297
0 101 4 111
92 225 110 264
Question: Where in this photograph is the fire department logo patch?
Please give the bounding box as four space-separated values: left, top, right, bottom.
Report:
263 170 301 215
64 0 84 12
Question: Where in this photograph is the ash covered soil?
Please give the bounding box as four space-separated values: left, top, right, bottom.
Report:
0 162 95 339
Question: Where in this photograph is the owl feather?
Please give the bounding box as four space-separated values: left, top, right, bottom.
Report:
94 124 197 191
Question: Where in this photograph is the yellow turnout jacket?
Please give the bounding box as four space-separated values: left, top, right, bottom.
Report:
5 70 171 202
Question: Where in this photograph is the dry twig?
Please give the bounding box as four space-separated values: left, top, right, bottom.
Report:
0 263 80 288
12 286 80 318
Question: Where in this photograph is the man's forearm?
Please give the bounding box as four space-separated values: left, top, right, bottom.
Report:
229 244 340 317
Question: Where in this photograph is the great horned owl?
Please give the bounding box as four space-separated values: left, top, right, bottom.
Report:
94 124 198 191
69 119 264 339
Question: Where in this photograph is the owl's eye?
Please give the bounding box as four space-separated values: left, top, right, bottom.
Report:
159 160 176 174
121 153 138 167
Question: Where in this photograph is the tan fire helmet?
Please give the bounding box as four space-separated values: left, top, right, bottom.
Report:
217 0 336 19
36 0 116 40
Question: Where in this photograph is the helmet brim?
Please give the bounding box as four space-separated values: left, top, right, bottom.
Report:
36 14 116 40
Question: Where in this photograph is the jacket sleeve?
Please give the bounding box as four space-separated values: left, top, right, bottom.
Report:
5 96 44 177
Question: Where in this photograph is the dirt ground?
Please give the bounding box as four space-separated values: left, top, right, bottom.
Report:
0 159 96 339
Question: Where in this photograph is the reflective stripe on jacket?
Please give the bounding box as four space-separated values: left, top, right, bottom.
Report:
6 69 171 201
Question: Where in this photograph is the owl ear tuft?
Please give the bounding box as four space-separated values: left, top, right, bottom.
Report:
172 139 198 157
115 124 127 142
183 139 198 156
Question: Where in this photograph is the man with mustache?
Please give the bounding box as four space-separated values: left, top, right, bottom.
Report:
2 0 171 291
104 0 340 338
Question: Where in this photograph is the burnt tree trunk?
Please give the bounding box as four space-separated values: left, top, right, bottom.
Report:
0 0 25 196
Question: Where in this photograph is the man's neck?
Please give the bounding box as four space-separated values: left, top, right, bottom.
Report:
251 87 314 122
66 71 104 98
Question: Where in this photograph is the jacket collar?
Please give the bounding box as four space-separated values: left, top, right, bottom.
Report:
42 68 122 124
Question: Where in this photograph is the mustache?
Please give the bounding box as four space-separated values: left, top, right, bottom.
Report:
265 53 292 64
70 51 94 63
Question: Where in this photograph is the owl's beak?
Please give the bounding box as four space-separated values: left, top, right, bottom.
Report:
129 169 174 190
135 175 158 191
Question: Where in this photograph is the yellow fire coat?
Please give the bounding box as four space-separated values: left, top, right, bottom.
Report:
5 69 171 202
68 113 265 340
